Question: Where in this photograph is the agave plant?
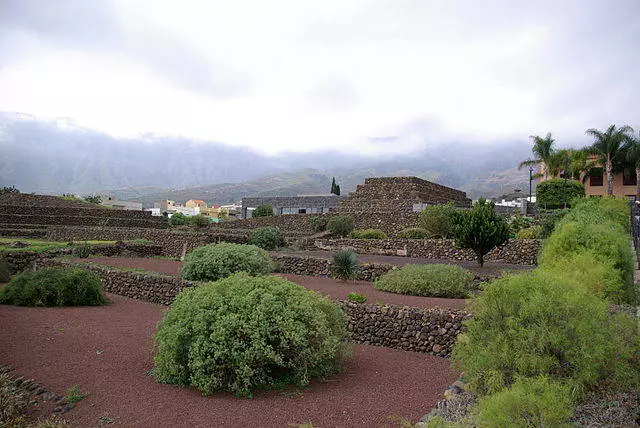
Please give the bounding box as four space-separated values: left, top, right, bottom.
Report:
330 250 359 281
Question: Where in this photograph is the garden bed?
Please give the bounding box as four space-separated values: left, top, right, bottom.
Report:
0 293 457 427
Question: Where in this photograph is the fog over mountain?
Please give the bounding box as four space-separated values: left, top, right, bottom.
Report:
0 112 531 204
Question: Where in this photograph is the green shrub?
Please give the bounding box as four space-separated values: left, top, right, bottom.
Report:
347 292 367 303
539 250 628 304
348 229 387 239
187 214 210 228
309 216 329 233
168 212 187 226
153 273 350 397
327 215 355 237
419 203 458 238
249 227 285 250
476 376 574 428
515 226 540 239
536 178 585 209
539 221 635 303
374 264 474 298
252 204 274 218
452 271 639 396
398 227 428 239
507 214 534 237
330 250 359 281
0 268 106 307
180 243 274 282
0 258 10 283
452 199 510 267
538 209 568 238
560 196 629 231
72 241 91 258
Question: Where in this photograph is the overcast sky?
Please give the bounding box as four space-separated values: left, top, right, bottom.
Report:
0 0 638 154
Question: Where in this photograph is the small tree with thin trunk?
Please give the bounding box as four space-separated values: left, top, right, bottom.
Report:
452 198 510 267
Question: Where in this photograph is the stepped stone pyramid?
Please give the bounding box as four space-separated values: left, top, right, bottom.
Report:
339 177 471 214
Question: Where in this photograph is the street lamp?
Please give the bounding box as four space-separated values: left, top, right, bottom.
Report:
529 166 534 203
563 155 569 209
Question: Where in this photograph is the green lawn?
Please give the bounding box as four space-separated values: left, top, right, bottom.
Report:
0 238 116 253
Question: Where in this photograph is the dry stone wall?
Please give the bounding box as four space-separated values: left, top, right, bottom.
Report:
1 243 162 274
339 301 470 357
36 259 470 356
310 238 540 265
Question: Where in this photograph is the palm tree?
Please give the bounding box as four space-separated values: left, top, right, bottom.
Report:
624 132 640 200
518 133 556 180
586 125 635 195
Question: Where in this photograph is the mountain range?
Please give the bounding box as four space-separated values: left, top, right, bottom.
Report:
0 112 533 206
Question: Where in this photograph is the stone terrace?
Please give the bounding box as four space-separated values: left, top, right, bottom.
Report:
339 177 472 214
0 193 166 238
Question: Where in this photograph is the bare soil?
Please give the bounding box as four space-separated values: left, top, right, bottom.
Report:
0 294 457 427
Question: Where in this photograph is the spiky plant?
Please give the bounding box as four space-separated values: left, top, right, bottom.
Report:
330 250 359 281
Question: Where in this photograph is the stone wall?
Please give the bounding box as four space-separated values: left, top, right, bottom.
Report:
211 214 319 234
1 243 163 274
36 259 470 356
43 226 248 257
0 214 165 229
339 301 470 357
309 238 540 265
272 253 394 281
0 205 156 219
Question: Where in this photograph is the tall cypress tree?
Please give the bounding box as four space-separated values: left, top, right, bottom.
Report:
331 177 337 195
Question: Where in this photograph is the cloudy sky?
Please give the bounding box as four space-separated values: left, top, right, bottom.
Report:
0 0 638 154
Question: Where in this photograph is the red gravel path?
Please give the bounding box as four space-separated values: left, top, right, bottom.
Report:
0 295 457 427
78 257 468 310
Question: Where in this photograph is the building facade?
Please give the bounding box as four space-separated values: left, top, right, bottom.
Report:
241 195 345 219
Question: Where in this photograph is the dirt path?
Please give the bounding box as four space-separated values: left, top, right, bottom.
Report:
0 294 457 427
78 258 468 310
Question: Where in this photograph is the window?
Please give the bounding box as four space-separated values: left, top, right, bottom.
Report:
623 168 637 186
589 169 603 187
298 208 307 214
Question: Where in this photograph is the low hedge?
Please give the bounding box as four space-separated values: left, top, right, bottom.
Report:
181 243 274 282
348 229 387 239
249 227 285 250
153 273 350 397
374 264 474 298
397 228 428 239
0 267 106 307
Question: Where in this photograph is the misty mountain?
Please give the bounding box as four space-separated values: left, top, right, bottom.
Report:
0 112 532 203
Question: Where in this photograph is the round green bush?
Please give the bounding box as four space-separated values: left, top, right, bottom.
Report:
72 242 91 258
348 229 387 239
0 268 106 307
374 264 474 298
0 258 10 283
330 250 359 281
153 273 350 396
419 203 458 238
187 214 211 228
168 212 187 226
452 271 640 396
249 227 285 250
309 216 329 233
536 178 585 209
515 226 540 239
180 243 274 282
327 215 355 237
476 376 574 427
252 204 274 218
398 228 428 239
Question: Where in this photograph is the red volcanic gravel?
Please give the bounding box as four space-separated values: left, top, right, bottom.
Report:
77 257 468 310
0 295 458 427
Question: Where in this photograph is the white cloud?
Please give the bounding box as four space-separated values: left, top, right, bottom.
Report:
0 0 638 154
